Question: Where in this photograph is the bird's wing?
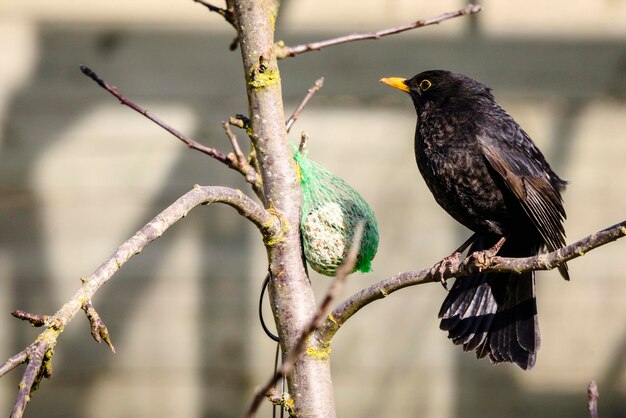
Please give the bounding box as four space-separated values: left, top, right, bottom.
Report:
478 130 568 279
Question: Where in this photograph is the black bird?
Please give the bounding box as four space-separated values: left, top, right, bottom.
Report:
381 70 568 370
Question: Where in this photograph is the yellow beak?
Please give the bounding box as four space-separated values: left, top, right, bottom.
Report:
380 77 410 93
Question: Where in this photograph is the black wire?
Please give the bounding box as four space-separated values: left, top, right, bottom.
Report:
259 273 280 342
262 253 308 416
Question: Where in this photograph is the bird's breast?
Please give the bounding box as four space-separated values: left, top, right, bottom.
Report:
414 116 508 235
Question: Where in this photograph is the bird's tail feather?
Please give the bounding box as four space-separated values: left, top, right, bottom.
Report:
438 235 540 370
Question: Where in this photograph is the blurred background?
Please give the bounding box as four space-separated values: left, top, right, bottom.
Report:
1 0 625 416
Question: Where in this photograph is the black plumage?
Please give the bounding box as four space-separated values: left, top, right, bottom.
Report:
381 70 568 369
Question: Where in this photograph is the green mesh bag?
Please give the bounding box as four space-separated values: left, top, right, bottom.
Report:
294 148 379 277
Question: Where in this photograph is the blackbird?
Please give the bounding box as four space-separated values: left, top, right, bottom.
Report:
381 70 568 370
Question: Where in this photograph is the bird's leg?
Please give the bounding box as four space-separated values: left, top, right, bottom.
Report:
469 236 506 271
431 233 478 290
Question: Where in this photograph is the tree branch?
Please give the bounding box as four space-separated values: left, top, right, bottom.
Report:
315 220 626 345
275 4 482 59
285 77 324 133
79 66 260 188
1 186 280 417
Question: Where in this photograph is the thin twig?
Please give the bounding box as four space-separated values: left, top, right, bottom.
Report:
221 121 260 188
275 4 482 59
223 121 247 166
79 65 224 160
193 0 236 27
285 77 324 133
79 66 258 186
588 380 599 418
316 220 626 344
226 114 264 198
245 224 364 418
1 186 280 417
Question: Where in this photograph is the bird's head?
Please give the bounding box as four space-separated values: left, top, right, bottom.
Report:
380 70 490 111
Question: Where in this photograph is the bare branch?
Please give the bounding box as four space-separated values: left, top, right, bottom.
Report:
588 380 599 418
275 4 482 59
316 220 626 344
285 77 324 133
79 66 260 187
245 224 364 418
1 186 280 416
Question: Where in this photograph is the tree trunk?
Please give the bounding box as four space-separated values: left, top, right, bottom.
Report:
232 0 337 416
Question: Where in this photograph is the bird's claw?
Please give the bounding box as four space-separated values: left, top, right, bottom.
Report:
440 274 448 290
468 236 506 271
431 252 462 290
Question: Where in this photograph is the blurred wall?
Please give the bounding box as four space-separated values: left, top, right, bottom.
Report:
1 1 625 417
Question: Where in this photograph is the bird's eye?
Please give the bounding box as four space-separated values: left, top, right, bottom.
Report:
419 79 432 91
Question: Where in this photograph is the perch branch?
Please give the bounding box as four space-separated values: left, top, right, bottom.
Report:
275 4 481 59
316 220 626 344
245 225 363 418
285 77 325 133
1 186 280 417
79 66 259 188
